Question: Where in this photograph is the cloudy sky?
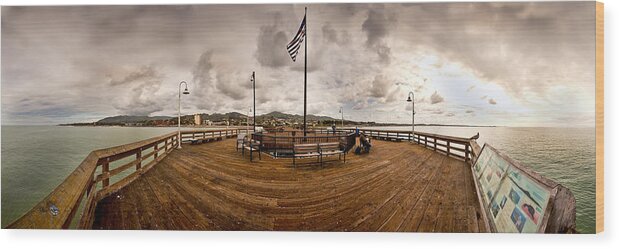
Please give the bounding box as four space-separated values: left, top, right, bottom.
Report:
1 2 596 126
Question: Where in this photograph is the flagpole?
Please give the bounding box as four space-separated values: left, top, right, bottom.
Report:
303 6 307 137
252 71 256 134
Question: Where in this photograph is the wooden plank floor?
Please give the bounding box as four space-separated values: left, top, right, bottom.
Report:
92 138 486 232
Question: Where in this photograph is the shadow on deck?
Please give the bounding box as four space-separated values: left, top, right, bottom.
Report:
92 138 486 232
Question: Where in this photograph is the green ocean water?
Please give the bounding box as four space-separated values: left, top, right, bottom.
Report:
1 126 595 233
0 125 217 228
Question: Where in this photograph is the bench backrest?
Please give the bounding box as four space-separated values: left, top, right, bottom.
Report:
237 134 246 140
294 143 318 154
245 138 260 146
319 142 341 152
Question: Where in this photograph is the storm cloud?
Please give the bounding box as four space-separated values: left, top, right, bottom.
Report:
362 7 396 65
1 2 596 127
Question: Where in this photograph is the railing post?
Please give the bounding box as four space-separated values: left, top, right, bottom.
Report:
136 148 142 171
447 141 451 157
165 138 169 152
154 143 159 159
434 138 437 151
465 144 470 162
86 174 94 196
274 136 278 157
424 136 428 147
102 158 110 188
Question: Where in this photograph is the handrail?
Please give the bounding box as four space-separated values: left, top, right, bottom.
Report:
7 128 237 229
340 128 478 162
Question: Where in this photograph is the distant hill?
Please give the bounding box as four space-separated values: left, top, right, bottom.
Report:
63 111 346 126
96 115 174 124
197 112 245 121
62 112 495 128
258 111 337 122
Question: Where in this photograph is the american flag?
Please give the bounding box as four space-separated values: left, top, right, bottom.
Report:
286 15 306 62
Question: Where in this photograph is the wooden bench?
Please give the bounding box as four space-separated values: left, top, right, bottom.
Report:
242 138 261 162
319 142 345 166
293 143 320 167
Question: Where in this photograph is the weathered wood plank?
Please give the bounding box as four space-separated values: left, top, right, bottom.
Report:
92 139 481 231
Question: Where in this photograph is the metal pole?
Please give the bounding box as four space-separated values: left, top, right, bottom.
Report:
303 7 307 137
178 85 181 149
412 92 415 143
340 107 344 128
407 91 415 144
178 81 188 149
253 71 256 133
247 107 251 135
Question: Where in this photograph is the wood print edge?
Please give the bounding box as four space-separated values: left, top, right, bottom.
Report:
595 1 604 234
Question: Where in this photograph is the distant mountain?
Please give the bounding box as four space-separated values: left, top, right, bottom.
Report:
62 112 496 128
96 115 174 124
197 112 245 121
63 111 345 126
259 111 337 122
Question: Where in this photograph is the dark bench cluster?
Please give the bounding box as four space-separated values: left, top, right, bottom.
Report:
234 134 346 166
293 142 346 167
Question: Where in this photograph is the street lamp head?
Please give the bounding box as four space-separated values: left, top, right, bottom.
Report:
180 81 190 94
406 96 412 102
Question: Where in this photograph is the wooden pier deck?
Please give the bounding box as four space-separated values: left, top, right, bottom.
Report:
91 138 486 232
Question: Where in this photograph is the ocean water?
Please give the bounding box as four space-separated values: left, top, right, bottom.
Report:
1 125 596 233
0 125 222 228
363 126 596 233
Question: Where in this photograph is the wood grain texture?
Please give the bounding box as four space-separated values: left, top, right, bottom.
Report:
595 1 604 234
92 139 485 232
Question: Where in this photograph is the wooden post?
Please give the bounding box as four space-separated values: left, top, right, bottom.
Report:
424 136 428 147
274 136 278 156
434 138 437 151
102 158 110 188
465 144 470 162
165 138 169 153
447 141 451 157
86 175 94 196
154 143 159 159
136 148 142 171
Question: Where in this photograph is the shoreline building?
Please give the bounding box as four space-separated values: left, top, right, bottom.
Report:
194 114 202 126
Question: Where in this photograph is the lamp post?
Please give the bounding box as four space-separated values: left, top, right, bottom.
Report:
339 106 344 128
250 72 256 133
247 107 252 135
407 91 416 143
177 81 190 149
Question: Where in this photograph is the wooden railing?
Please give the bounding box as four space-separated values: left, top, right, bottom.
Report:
341 128 480 163
179 129 239 143
7 129 237 229
344 128 575 233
